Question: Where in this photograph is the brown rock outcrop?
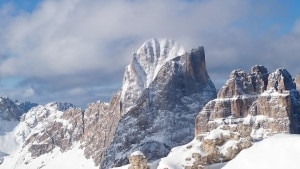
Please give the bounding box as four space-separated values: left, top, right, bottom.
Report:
188 126 252 168
190 65 300 168
24 103 81 156
81 92 122 165
128 151 149 169
24 93 122 166
196 65 300 137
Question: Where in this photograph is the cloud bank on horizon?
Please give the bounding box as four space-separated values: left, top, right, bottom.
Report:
0 0 299 107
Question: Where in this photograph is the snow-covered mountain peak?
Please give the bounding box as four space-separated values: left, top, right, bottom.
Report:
120 38 189 113
103 40 216 168
267 67 295 91
136 38 185 59
132 38 186 87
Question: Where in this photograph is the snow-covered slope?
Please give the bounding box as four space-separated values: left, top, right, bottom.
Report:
0 102 86 168
0 97 37 161
223 134 300 169
153 134 300 169
0 143 97 169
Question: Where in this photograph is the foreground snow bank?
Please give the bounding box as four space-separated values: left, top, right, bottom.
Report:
223 134 300 169
0 143 98 169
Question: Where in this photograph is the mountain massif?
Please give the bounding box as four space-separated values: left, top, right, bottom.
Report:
102 39 216 168
0 38 217 168
0 38 300 169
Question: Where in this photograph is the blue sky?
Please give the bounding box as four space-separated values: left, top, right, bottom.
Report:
0 0 300 107
0 0 40 12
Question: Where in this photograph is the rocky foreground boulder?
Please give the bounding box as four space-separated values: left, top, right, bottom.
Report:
128 151 149 169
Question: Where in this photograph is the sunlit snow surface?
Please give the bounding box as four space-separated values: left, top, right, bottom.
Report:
159 134 300 169
0 143 98 169
223 134 300 169
0 102 97 169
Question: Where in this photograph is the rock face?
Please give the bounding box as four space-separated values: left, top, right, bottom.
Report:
190 65 300 167
22 102 78 156
81 93 122 165
101 38 216 168
196 65 300 136
22 95 122 166
191 127 252 168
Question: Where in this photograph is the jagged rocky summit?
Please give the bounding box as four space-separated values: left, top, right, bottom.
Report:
102 38 217 168
0 97 37 121
0 38 216 169
159 65 300 168
196 65 300 136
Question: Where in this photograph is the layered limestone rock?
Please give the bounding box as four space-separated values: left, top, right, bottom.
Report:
23 94 122 166
101 38 216 168
196 65 300 136
190 127 252 168
189 65 300 168
81 92 122 165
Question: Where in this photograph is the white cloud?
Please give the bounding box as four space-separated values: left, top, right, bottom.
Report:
23 88 35 97
0 0 248 77
253 18 300 77
0 0 299 106
68 87 85 96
